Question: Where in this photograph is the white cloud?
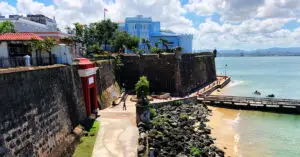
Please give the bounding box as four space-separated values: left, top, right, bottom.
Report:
1 0 300 50
256 0 300 18
195 17 300 50
0 2 18 16
185 0 264 22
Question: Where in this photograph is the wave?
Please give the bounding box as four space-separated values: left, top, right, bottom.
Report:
234 133 240 155
227 111 241 127
229 80 244 87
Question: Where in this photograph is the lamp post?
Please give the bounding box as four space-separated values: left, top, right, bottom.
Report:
224 64 228 78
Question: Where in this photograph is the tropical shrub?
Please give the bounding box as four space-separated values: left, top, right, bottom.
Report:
190 146 201 157
135 76 150 98
149 107 157 119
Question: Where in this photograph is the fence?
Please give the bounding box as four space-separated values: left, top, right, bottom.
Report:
0 56 56 68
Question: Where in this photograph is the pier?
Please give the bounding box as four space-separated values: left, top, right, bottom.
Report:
198 95 300 113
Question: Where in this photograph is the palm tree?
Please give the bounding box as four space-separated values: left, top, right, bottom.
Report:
141 38 151 53
141 38 146 50
145 40 151 52
159 38 169 51
154 41 159 48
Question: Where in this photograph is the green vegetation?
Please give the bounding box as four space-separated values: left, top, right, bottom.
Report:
152 117 169 126
135 76 150 98
65 19 118 55
149 107 157 119
141 38 151 53
110 31 139 52
73 121 100 157
173 100 184 106
90 44 101 54
29 37 56 64
189 146 201 157
159 38 169 51
180 113 189 119
0 21 15 34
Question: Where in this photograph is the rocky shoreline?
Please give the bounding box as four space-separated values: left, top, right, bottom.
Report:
138 101 224 157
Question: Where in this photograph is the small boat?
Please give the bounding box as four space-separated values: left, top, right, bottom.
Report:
267 94 275 98
253 90 261 95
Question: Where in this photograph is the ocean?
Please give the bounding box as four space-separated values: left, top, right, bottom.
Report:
208 56 300 157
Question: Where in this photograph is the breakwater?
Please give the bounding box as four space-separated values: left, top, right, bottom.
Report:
137 101 224 157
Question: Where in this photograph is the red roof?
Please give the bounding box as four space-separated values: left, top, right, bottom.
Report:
0 33 44 41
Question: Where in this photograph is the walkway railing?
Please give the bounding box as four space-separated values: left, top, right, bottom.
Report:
198 95 300 108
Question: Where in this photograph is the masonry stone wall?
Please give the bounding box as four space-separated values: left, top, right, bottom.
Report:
0 58 122 157
179 53 217 95
120 54 178 95
119 52 216 96
0 65 86 157
94 60 121 109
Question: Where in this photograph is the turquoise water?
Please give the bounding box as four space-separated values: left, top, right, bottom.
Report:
216 56 300 99
214 57 300 157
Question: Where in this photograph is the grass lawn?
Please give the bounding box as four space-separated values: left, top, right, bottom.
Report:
73 120 100 157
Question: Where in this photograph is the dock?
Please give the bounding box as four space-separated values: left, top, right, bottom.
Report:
198 95 300 113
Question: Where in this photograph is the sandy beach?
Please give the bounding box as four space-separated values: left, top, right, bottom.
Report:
207 82 239 157
207 106 240 157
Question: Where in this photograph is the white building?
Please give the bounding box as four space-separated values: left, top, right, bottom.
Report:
0 14 58 32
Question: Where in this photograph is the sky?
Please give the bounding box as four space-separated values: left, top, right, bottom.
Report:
1 0 300 50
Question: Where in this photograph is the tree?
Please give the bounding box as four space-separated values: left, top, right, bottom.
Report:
111 31 139 52
159 38 169 51
126 35 139 50
145 40 151 51
28 38 56 64
74 22 84 38
43 37 56 64
95 19 118 50
141 38 151 53
29 39 43 65
0 21 15 34
90 44 101 54
135 76 150 98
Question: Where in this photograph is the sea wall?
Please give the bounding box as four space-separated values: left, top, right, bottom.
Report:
0 65 86 157
179 53 216 95
119 53 216 96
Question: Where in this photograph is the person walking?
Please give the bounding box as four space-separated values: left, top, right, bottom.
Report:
122 96 127 110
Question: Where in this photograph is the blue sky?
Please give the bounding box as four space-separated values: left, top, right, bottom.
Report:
1 0 300 50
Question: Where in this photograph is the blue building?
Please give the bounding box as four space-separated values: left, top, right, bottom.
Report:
118 15 193 53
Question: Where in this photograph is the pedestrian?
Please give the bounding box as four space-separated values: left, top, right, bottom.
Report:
123 98 127 110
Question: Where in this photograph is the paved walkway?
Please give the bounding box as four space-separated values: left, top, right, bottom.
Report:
92 95 138 157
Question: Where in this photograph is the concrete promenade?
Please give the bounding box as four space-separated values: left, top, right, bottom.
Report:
92 76 229 157
92 95 138 157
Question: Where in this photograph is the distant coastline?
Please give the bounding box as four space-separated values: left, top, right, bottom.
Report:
218 53 300 57
199 47 300 57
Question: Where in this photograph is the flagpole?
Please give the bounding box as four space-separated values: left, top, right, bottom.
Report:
104 9 106 20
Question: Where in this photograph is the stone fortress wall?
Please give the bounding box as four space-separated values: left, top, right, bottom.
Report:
119 52 216 96
0 60 120 157
0 52 216 156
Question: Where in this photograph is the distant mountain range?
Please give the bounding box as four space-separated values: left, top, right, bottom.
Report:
201 47 300 57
